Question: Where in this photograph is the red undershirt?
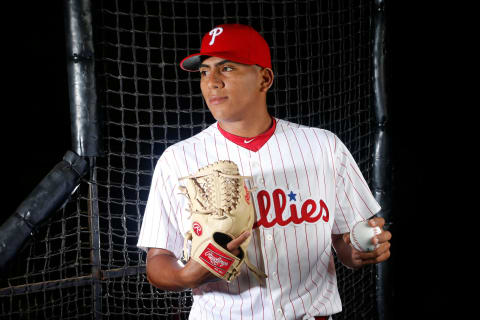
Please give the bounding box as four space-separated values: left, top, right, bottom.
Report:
217 117 277 152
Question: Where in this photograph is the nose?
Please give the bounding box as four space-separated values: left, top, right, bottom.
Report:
206 70 224 89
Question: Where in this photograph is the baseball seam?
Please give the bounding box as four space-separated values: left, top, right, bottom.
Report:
351 224 365 252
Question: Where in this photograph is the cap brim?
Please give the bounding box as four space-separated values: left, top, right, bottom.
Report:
180 53 204 72
180 52 265 71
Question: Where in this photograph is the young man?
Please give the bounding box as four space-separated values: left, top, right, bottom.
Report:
138 24 392 320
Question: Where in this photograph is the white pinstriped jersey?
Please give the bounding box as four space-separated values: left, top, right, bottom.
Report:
137 118 381 320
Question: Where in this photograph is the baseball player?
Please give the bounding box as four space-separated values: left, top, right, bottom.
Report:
138 24 392 320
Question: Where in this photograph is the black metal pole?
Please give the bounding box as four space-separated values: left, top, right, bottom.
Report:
88 157 103 320
373 1 393 320
64 1 103 318
64 0 103 157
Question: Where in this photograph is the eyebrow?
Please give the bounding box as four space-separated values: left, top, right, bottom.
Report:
199 59 234 69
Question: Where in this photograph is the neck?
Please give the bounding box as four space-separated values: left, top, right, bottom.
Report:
218 110 272 137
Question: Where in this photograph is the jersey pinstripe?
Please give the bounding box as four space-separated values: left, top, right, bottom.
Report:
137 118 381 320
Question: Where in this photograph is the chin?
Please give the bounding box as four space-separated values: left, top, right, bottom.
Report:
208 108 234 122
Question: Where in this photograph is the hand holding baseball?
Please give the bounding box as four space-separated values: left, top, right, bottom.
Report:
343 217 392 267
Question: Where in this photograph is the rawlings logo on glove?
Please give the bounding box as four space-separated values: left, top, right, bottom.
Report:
179 160 267 282
200 244 235 276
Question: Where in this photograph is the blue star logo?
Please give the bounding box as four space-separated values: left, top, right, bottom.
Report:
288 191 297 201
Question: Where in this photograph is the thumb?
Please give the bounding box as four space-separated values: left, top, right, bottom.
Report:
343 233 351 245
226 230 251 252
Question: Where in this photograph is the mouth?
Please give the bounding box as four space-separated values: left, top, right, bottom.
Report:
208 96 228 105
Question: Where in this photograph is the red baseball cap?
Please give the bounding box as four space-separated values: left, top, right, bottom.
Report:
180 24 271 72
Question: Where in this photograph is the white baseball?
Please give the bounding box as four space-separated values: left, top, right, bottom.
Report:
350 220 382 252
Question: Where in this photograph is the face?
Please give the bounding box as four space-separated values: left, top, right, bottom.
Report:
199 56 267 123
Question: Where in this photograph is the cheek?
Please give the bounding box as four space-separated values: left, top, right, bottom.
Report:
200 80 207 97
229 77 259 100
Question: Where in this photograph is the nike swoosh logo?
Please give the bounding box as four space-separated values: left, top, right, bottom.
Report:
244 138 256 144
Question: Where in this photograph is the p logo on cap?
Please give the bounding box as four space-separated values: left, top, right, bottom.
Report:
208 27 223 45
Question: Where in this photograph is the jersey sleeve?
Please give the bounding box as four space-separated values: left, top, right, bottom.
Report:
137 151 185 259
332 135 381 235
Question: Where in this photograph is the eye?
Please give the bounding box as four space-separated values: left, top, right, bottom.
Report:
222 66 234 72
200 70 208 77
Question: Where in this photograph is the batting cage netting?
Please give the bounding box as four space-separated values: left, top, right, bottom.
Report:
1 0 381 319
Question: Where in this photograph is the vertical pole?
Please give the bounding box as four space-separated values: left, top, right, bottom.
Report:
372 0 393 320
88 158 103 320
64 0 103 157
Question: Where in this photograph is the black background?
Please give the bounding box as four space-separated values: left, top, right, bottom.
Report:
2 1 456 319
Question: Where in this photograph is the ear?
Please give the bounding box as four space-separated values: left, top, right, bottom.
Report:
259 68 274 93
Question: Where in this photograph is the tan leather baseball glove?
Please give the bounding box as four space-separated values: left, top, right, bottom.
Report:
179 160 266 282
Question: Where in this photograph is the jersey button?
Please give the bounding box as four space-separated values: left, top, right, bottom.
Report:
266 234 273 241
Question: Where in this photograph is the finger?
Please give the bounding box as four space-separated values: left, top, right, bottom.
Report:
368 217 385 228
358 241 390 260
374 230 392 244
374 241 391 256
226 230 251 251
359 249 391 265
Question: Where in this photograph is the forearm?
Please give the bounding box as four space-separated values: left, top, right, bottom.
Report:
146 252 190 291
146 249 218 291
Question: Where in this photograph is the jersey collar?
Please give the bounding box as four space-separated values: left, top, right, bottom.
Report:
217 117 277 152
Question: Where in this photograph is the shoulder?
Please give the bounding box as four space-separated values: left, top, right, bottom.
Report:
274 118 339 145
154 123 218 173
162 123 218 155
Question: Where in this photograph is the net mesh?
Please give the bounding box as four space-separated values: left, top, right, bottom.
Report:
1 0 377 319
